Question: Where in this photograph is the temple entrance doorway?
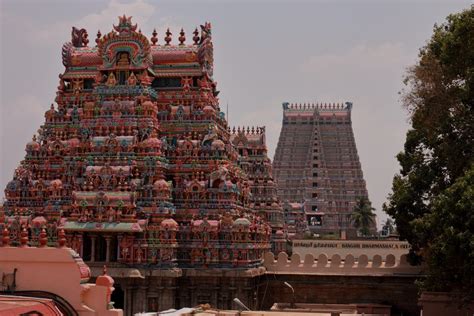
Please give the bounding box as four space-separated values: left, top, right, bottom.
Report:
111 283 124 309
82 233 92 261
96 235 107 262
110 236 118 262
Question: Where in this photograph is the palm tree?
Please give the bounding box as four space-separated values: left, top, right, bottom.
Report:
349 197 376 237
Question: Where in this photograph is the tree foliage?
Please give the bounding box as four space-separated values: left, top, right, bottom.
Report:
383 218 396 235
384 5 474 298
417 165 474 296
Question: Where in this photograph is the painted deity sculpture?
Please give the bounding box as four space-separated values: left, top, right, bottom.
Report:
106 72 117 87
127 72 137 86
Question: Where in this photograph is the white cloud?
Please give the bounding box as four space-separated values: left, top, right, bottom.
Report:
78 0 182 42
26 0 187 49
26 0 171 46
76 0 156 33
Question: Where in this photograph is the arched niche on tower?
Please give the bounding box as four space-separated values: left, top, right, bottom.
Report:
97 16 152 70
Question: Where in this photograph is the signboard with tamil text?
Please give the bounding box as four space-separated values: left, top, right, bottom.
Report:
292 239 410 260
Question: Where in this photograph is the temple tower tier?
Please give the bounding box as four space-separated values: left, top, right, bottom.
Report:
273 102 374 238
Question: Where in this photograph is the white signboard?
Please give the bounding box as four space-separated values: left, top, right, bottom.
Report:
292 239 410 260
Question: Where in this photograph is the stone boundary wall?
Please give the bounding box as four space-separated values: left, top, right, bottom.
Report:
263 252 422 276
292 239 410 260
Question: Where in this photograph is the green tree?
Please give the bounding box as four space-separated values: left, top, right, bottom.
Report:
416 165 474 296
384 5 474 299
349 197 376 237
383 218 395 235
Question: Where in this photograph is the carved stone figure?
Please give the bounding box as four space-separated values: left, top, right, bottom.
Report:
71 27 89 47
106 72 117 87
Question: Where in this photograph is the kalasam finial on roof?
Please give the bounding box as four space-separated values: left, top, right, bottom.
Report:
165 28 172 45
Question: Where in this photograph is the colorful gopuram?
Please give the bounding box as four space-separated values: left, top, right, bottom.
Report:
229 126 285 253
273 102 373 238
282 201 309 239
1 16 278 313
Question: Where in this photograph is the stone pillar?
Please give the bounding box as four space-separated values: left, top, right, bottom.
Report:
212 282 219 309
161 278 177 311
138 286 148 313
117 234 123 261
105 236 111 263
189 283 197 307
124 285 132 316
90 235 96 262
128 284 147 314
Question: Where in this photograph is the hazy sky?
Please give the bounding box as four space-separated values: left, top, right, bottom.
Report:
1 0 471 227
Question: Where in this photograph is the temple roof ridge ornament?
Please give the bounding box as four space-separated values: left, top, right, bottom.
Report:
113 15 138 36
282 101 352 112
97 16 152 69
71 27 89 48
230 126 266 135
165 28 172 45
179 28 186 46
151 29 158 45
200 22 212 44
95 30 101 45
193 28 200 45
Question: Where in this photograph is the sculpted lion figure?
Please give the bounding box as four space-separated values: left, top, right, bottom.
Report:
71 27 89 47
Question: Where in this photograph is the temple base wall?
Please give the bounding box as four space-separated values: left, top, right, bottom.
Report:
419 292 474 316
90 259 420 316
104 272 420 316
93 266 265 315
258 274 420 316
